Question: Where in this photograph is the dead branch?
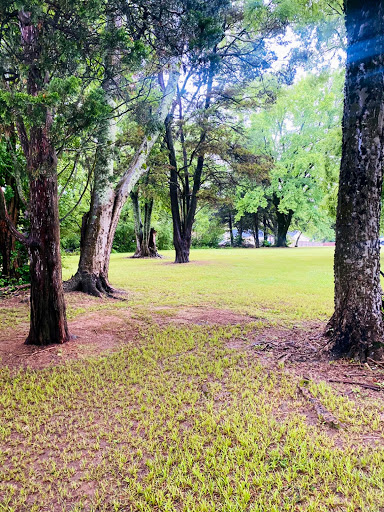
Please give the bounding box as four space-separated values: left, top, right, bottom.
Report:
0 187 30 246
328 379 383 391
298 383 341 429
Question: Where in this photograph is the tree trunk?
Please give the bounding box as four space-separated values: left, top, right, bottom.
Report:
0 180 20 278
130 189 143 255
174 233 191 263
228 210 234 247
253 212 260 248
263 214 268 244
65 95 117 297
328 0 384 361
130 190 161 258
26 172 69 345
66 64 180 293
166 54 215 264
165 113 192 263
273 195 293 247
237 218 243 247
15 10 69 345
295 231 302 248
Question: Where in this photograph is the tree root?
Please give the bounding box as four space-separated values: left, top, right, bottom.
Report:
131 250 162 259
298 381 341 429
328 378 383 391
64 271 126 300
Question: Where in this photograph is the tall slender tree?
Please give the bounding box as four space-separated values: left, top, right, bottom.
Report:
328 0 384 361
165 1 286 262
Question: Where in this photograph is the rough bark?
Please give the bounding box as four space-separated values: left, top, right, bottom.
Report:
328 0 384 361
8 10 70 345
67 64 179 293
66 90 117 297
27 171 69 345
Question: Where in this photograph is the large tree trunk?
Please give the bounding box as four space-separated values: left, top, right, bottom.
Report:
273 195 293 247
328 0 384 361
26 171 69 345
66 98 117 297
174 234 191 263
15 10 69 345
67 65 180 293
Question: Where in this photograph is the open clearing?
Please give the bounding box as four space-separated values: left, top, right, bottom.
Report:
1 248 384 512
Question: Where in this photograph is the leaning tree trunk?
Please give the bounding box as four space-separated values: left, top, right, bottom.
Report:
328 0 384 361
100 64 179 279
67 64 180 293
66 95 117 297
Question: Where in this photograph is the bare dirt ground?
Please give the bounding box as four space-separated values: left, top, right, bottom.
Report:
2 289 384 511
1 290 384 405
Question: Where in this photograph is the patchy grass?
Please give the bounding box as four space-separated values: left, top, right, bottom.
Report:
2 248 384 511
1 324 384 512
63 247 335 322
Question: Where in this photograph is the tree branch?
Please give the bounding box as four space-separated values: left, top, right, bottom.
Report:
0 187 30 246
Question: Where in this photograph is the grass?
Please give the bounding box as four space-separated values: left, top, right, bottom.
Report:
1 247 384 511
63 247 335 322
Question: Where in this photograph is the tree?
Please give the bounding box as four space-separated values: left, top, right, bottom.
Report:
328 0 384 361
247 72 343 246
130 170 162 259
165 1 288 262
0 132 28 280
0 1 116 344
66 0 212 293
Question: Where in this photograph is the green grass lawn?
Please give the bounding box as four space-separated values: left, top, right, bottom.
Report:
2 247 384 512
63 247 335 322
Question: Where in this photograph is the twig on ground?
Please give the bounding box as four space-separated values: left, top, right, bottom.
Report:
23 345 62 357
328 379 383 391
367 357 384 368
278 351 293 363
